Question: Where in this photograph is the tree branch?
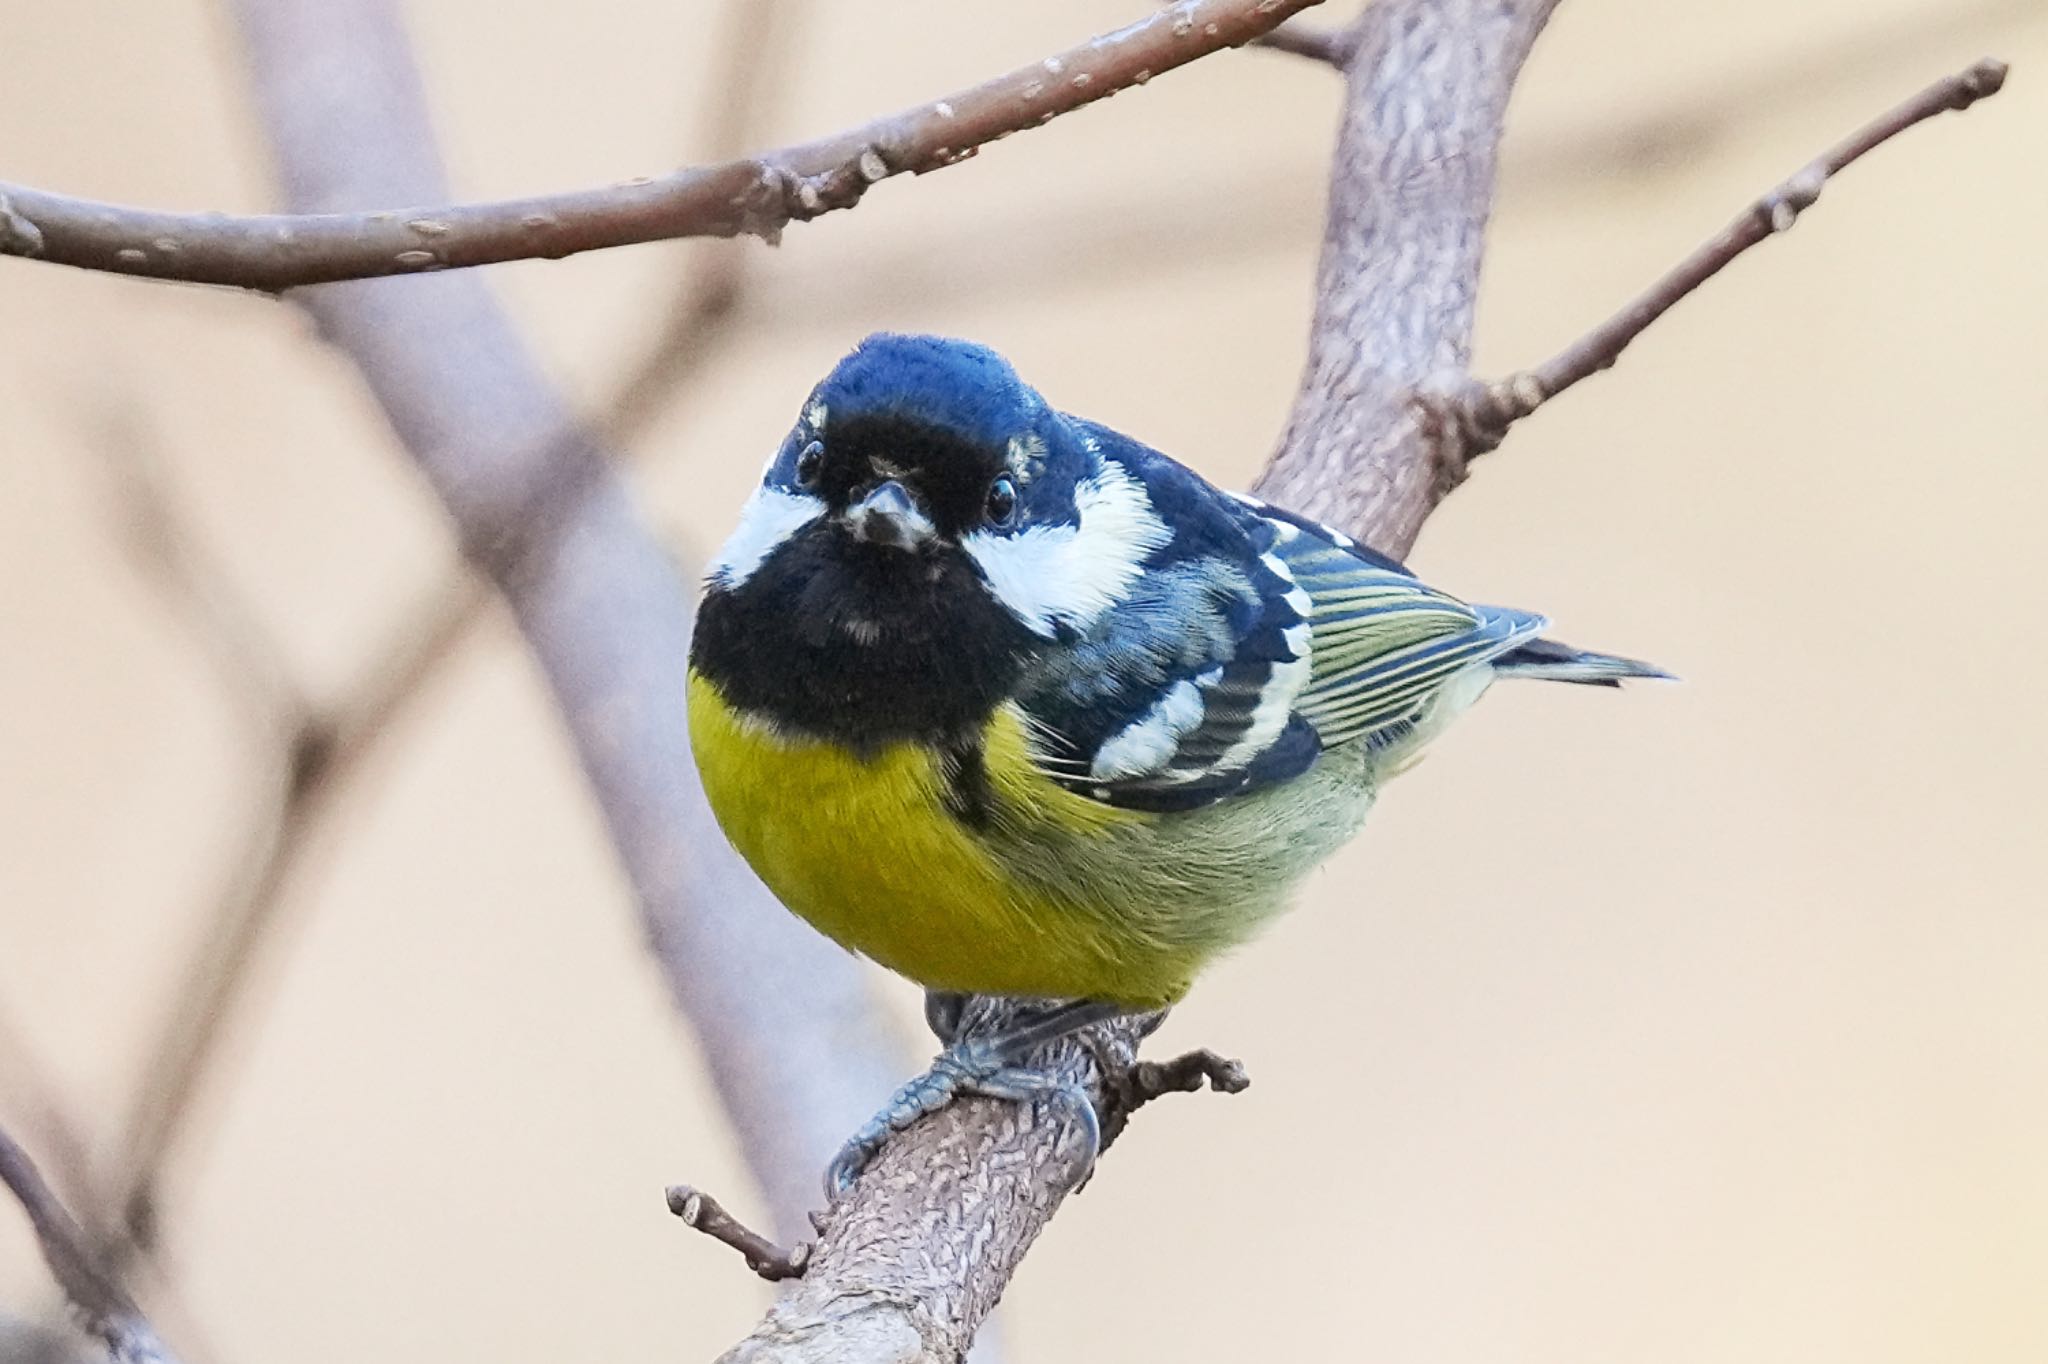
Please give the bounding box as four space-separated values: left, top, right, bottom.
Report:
667 1185 814 1283
1250 18 1361 69
1453 56 2011 450
87 0 801 1262
0 1125 182 1364
221 0 911 1245
0 0 1322 292
1256 0 1561 558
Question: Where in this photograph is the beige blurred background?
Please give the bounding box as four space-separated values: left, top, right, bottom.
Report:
4 1 2046 1360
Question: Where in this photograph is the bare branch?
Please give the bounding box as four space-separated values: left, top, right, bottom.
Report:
0 1126 182 1364
1256 0 1561 558
667 1185 813 1283
1250 18 1360 69
93 8 826 1264
0 0 1323 292
94 3 812 1258
65 402 468 1259
102 625 446 1258
225 0 914 1245
1455 56 2011 448
721 1007 1149 1364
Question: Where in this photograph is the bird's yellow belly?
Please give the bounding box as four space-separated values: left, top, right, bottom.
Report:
687 673 1189 1005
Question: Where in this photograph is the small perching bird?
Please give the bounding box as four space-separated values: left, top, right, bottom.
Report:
688 334 1669 1193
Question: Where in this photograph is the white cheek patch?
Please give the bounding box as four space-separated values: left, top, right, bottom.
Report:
961 463 1170 638
1091 679 1206 781
709 485 827 589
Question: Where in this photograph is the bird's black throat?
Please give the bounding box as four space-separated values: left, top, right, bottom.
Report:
691 520 1042 755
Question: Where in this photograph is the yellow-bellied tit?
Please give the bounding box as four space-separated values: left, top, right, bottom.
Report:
688 333 1669 1195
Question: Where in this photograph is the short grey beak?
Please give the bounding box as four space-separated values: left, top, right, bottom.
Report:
845 480 936 550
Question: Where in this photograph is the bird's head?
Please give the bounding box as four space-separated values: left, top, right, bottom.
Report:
694 333 1170 743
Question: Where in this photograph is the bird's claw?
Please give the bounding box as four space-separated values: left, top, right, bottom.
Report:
825 1049 1102 1200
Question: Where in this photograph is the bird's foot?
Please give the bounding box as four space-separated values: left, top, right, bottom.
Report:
825 1000 1120 1200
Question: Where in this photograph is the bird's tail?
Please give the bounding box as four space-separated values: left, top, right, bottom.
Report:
1492 635 1675 687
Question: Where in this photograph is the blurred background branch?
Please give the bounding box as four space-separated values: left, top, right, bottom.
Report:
220 0 912 1259
0 1126 180 1364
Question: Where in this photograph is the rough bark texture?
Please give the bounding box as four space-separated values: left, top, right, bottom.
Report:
716 2 1560 1358
226 0 908 1242
1258 0 1561 559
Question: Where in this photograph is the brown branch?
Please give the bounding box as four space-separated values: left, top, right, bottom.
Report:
0 1126 183 1364
667 1185 814 1283
0 0 1322 292
1454 56 2011 450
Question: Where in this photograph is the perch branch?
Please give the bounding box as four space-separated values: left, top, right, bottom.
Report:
1453 56 2011 449
1255 0 1562 557
667 1185 814 1283
0 0 1322 291
714 4 1563 1358
0 1125 182 1364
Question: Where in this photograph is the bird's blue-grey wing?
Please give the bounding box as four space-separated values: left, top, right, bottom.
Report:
1012 424 1554 810
1011 427 1322 813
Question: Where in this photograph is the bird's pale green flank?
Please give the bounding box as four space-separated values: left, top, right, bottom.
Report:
686 333 1668 1194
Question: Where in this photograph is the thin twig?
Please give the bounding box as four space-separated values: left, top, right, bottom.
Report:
1096 1048 1251 1156
75 406 468 1259
1123 1048 1251 1111
1251 18 1360 68
666 1185 813 1282
0 1126 183 1364
1456 56 2011 448
0 0 1322 291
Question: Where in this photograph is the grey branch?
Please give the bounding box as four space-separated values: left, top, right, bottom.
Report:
0 1125 182 1364
223 0 908 1245
1250 18 1362 69
1256 0 1561 558
91 0 795 1265
1452 56 2010 451
0 0 1323 292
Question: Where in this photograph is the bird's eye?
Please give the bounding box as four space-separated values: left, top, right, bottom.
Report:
794 440 824 488
985 474 1019 527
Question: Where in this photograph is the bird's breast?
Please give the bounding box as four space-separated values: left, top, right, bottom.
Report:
685 671 1191 1004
